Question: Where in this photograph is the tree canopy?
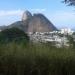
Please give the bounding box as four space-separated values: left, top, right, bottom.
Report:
64 0 75 6
0 27 29 43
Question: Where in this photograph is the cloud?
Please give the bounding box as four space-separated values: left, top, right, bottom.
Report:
50 11 75 22
0 10 23 17
0 9 46 17
30 8 46 13
0 10 24 25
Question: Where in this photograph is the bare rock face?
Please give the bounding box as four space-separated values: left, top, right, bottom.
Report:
27 13 57 32
22 10 32 21
21 11 32 32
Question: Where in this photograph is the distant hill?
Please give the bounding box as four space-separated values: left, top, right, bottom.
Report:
0 10 57 33
0 26 7 30
8 21 26 32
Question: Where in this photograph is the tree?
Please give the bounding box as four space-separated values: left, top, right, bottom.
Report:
64 0 75 6
0 27 29 43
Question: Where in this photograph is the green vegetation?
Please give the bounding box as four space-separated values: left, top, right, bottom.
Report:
0 28 75 75
0 42 75 75
0 28 29 44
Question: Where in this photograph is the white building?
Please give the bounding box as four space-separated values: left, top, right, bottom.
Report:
60 28 74 35
29 31 70 48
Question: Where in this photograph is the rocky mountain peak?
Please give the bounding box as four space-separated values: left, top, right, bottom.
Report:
4 10 57 33
27 13 57 32
22 10 32 21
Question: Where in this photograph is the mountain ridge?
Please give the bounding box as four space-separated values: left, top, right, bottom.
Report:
0 10 57 32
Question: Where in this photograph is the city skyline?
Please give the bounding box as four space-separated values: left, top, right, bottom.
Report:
0 0 75 29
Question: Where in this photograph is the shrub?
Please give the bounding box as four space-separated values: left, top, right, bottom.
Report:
0 43 75 75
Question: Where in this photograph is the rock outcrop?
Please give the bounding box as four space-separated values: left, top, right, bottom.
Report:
22 10 32 21
27 13 57 32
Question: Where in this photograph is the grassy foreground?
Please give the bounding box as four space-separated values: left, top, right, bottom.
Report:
0 42 75 75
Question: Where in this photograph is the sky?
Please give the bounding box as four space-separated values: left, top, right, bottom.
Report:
0 0 75 29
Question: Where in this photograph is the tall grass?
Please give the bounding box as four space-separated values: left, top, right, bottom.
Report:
0 42 75 75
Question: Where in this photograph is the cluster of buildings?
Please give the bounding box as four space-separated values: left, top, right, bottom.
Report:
28 28 75 48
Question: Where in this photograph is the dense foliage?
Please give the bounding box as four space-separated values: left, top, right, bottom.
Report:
0 28 29 43
0 42 75 75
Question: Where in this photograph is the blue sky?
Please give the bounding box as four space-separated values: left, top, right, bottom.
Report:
0 0 75 29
